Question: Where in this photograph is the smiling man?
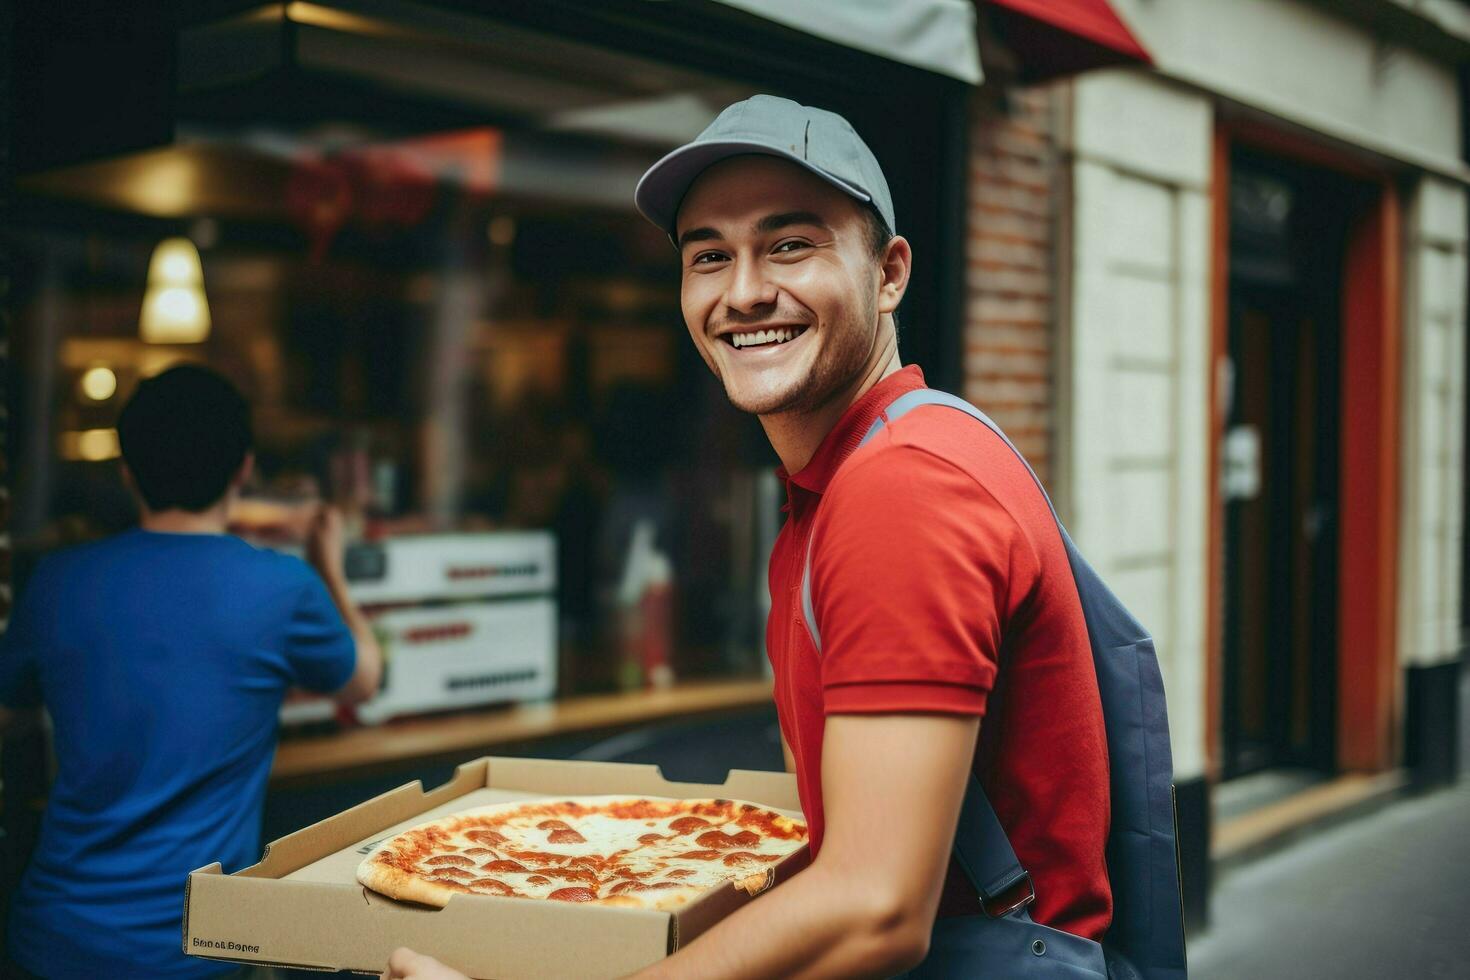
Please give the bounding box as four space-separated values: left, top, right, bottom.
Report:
384 95 1111 980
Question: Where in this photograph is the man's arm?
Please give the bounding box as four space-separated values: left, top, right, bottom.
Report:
633 711 978 979
304 506 383 705
318 570 383 705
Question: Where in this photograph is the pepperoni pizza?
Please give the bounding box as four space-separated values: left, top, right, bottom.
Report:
357 796 808 911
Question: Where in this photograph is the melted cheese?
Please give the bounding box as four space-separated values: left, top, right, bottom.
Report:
363 795 807 907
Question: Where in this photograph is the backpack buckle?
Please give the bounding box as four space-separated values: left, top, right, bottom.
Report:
980 872 1035 918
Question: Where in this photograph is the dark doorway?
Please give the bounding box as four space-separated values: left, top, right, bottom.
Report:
1221 149 1354 779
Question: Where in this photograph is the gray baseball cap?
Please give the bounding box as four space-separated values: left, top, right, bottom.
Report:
634 94 895 241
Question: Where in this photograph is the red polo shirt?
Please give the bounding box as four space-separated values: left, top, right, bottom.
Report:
767 365 1112 940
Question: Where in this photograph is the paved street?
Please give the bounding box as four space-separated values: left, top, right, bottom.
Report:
1191 675 1470 979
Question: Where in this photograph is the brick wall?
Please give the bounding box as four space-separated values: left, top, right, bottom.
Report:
962 84 1059 489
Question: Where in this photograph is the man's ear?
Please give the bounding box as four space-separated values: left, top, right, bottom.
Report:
232 452 255 492
119 462 150 519
877 235 912 316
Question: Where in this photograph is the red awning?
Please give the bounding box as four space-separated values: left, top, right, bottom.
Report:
982 0 1152 81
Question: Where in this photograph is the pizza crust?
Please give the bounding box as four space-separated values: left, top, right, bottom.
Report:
734 869 775 896
359 861 472 908
589 885 705 910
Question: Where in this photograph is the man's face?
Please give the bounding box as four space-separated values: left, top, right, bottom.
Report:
675 155 886 418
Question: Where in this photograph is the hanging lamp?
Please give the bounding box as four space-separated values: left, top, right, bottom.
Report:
140 237 211 344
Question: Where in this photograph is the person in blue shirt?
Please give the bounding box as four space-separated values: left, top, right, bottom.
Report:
0 365 383 979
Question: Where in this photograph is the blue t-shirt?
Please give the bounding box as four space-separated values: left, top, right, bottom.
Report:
0 529 356 979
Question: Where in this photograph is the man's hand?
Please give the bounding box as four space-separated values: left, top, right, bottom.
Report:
300 503 384 705
304 504 347 584
381 948 469 980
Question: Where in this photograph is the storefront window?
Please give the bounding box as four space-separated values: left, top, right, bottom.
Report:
7 5 787 700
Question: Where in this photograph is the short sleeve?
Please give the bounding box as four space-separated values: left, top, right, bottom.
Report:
283 573 357 694
0 571 48 710
810 445 1037 717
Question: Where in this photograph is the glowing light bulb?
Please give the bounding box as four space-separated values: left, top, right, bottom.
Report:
146 238 205 286
79 366 118 402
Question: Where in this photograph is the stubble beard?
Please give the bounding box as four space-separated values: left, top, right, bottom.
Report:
718 295 878 419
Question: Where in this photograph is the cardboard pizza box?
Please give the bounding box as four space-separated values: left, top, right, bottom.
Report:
183 756 809 978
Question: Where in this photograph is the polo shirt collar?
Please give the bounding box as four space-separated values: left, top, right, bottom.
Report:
779 365 928 496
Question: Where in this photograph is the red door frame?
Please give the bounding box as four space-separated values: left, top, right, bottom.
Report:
1206 120 1402 778
1336 183 1402 772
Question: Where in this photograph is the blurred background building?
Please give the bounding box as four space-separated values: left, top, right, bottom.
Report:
1 0 1465 945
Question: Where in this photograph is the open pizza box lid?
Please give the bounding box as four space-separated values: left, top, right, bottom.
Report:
184 756 808 978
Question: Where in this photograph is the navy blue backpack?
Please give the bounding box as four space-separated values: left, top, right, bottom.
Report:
801 388 1188 979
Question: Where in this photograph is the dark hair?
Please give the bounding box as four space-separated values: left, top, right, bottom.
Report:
117 365 252 512
863 205 893 258
862 205 901 330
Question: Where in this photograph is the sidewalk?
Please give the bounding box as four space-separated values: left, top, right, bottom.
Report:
1190 673 1469 979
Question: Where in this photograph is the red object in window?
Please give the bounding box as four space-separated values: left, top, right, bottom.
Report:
402 622 474 644
639 574 674 690
983 0 1151 81
285 154 353 262
341 147 436 232
447 565 498 580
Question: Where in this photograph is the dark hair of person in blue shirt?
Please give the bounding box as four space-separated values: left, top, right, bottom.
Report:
117 364 253 512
